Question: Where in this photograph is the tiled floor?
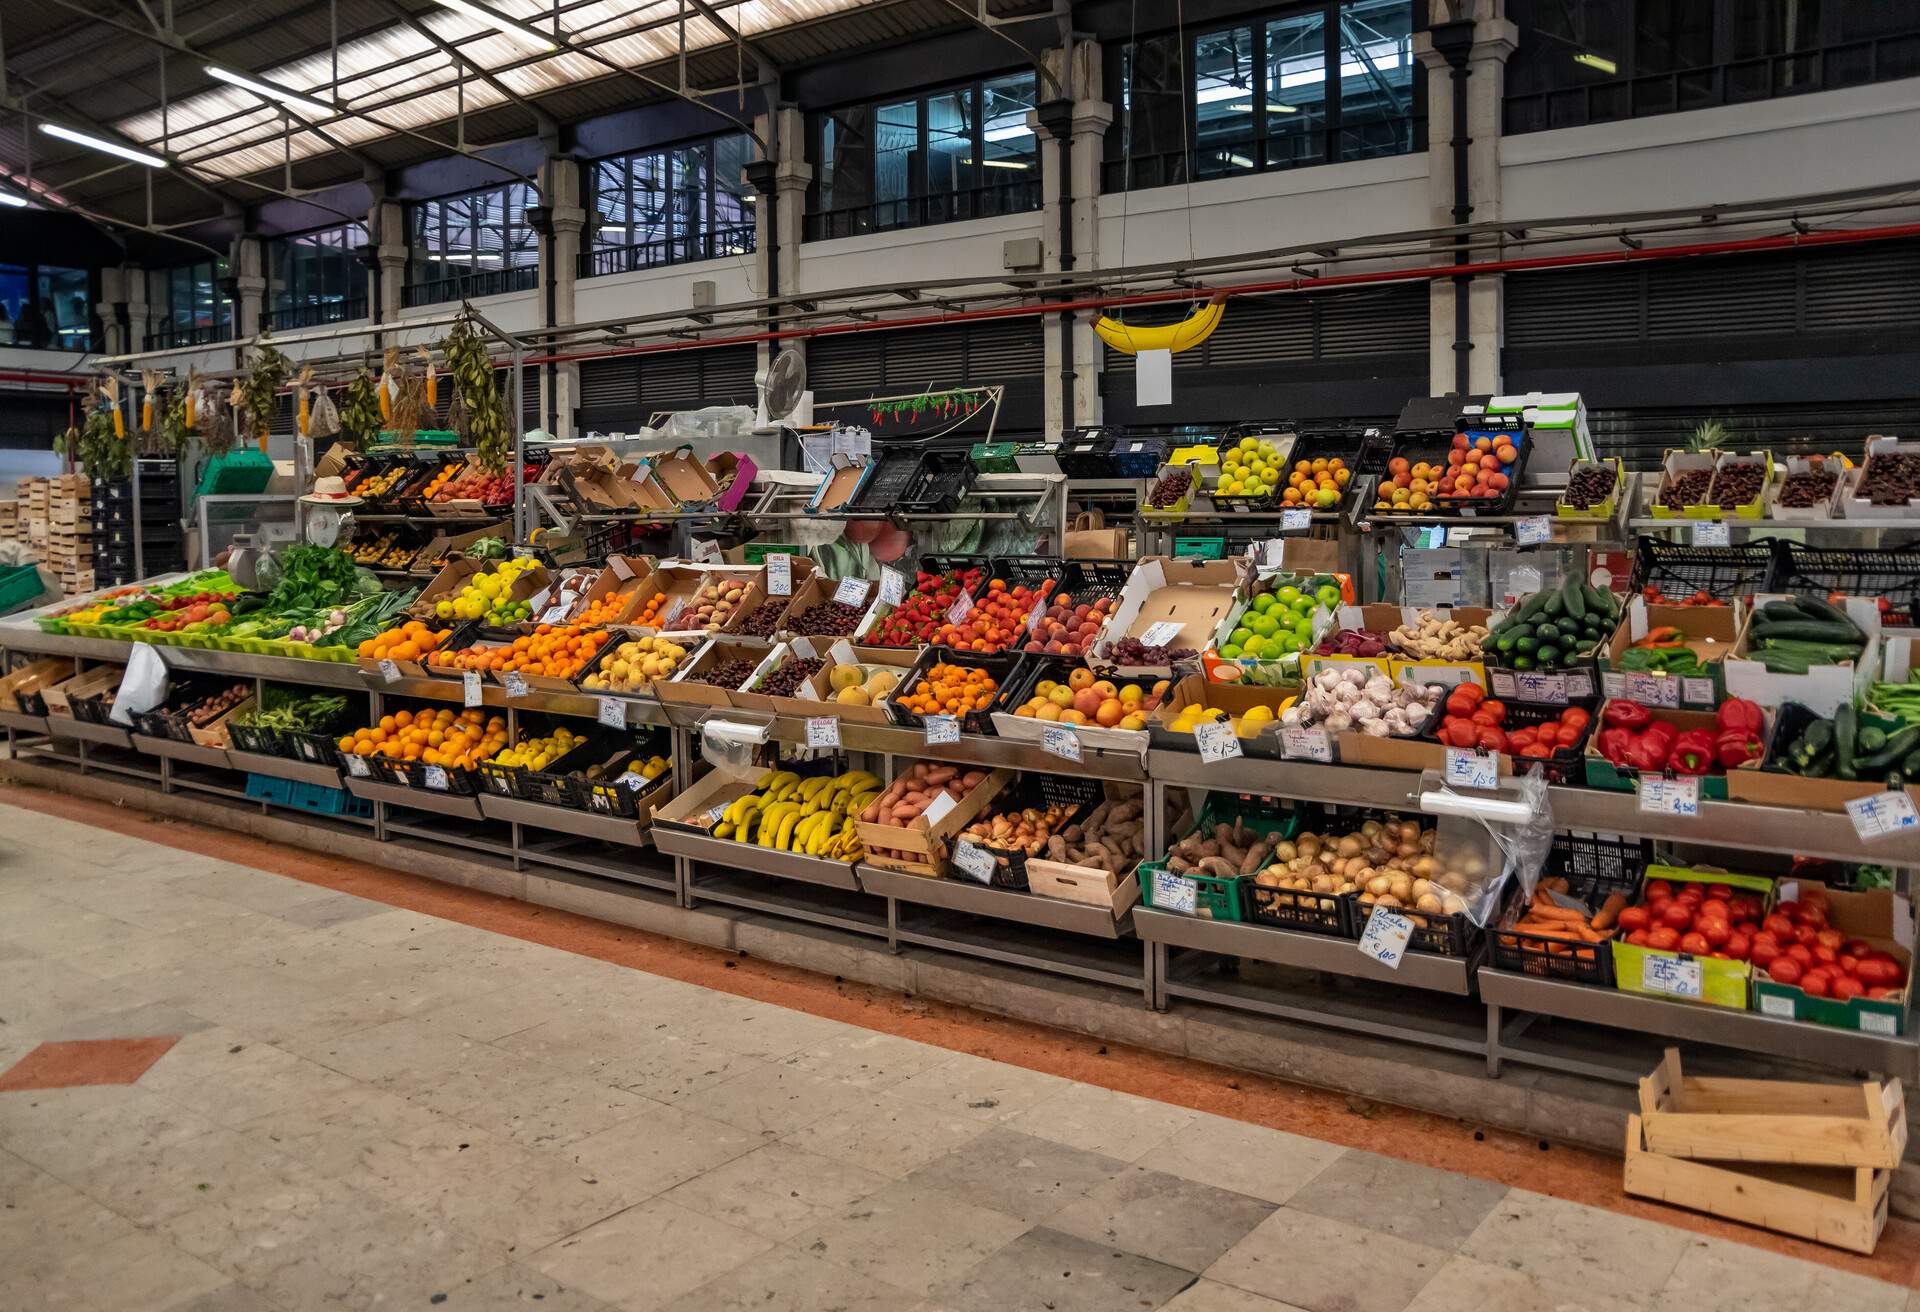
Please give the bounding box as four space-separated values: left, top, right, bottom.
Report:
1 804 1915 1311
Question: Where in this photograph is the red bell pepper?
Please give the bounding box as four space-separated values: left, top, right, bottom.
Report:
1715 698 1764 737
1603 700 1652 730
1715 728 1762 769
1624 734 1670 772
1640 719 1679 758
1668 729 1716 775
1597 727 1636 764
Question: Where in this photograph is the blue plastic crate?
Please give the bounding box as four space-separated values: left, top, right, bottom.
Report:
288 780 372 818
244 774 295 806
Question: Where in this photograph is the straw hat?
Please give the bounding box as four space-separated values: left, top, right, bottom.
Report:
300 475 363 506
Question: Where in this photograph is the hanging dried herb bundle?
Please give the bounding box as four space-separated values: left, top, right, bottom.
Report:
340 368 383 447
386 348 425 443
241 343 292 446
441 315 507 472
58 403 129 479
158 391 194 458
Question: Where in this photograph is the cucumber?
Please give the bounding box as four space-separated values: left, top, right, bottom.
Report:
1535 645 1561 667
1534 622 1560 644
1562 577 1586 621
1512 654 1535 671
1860 725 1888 754
1515 592 1550 623
1748 620 1865 644
1542 590 1565 619
1496 632 1521 654
1582 583 1615 618
1902 747 1920 779
1856 724 1920 772
1835 703 1858 780
1761 600 1812 624
1515 636 1539 654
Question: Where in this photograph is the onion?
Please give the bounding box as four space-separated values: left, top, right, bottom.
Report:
1337 835 1363 858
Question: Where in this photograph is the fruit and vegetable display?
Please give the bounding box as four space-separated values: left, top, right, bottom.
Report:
357 619 455 664
1010 668 1166 730
1707 457 1766 511
865 566 984 649
1039 793 1147 875
932 576 1056 652
431 556 544 624
233 690 348 737
1769 703 1920 783
714 769 880 860
1253 818 1470 917
733 595 793 638
1436 687 1589 761
1022 591 1114 658
1374 432 1519 513
1741 596 1866 673
891 661 998 718
1658 467 1712 511
751 656 824 698
578 636 689 692
825 663 900 707
1775 456 1842 511
1561 463 1620 511
340 706 509 771
1855 446 1920 508
353 463 410 501
1593 698 1763 775
1165 701 1273 738
136 589 236 635
491 726 586 771
1616 875 1766 959
1486 579 1619 671
1285 667 1441 738
1217 583 1337 664
786 597 868 638
1215 434 1294 503
1280 455 1349 509
628 591 673 628
1759 886 1908 999
685 656 762 690
858 762 991 862
428 625 612 680
1638 584 1729 608
1387 611 1488 661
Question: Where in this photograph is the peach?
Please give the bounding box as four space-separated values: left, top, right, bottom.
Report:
1072 687 1104 716
1094 700 1126 728
1067 668 1094 691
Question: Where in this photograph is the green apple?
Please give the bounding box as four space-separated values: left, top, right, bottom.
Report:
1230 626 1253 646
1293 616 1316 643
1275 585 1302 607
1316 584 1342 610
1220 643 1243 660
1239 635 1265 659
1248 613 1280 638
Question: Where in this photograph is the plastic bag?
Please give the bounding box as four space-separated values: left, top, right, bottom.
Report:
1431 764 1555 926
110 644 170 726
700 716 768 780
308 386 341 438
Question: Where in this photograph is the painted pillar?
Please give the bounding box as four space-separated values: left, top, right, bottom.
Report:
370 197 408 323
542 157 585 437
764 106 812 393
231 233 266 339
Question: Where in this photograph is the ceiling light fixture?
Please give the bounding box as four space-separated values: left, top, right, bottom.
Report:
0 189 28 207
1574 52 1618 74
39 123 166 168
1225 102 1300 114
205 65 334 116
432 0 560 51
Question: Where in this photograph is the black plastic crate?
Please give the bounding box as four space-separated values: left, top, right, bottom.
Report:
285 727 346 768
1104 433 1169 478
1050 558 1134 608
1370 901 1480 957
1770 542 1920 627
917 554 992 587
960 774 1103 889
846 447 924 513
1374 421 1530 518
228 720 286 756
1054 429 1114 478
1629 538 1774 604
391 757 484 795
1246 880 1351 936
1430 702 1596 786
70 692 117 726
583 759 672 818
896 449 976 514
1488 834 1647 986
884 646 1023 736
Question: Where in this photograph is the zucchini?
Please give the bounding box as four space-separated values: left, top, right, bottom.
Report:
1511 654 1534 671
1761 600 1812 624
1835 703 1858 780
1860 725 1888 755
1516 592 1550 623
1496 632 1521 654
1795 719 1834 768
1583 583 1616 618
1795 593 1855 627
1804 748 1835 778
1748 620 1865 644
1562 577 1586 621
1855 725 1920 772
1901 746 1920 779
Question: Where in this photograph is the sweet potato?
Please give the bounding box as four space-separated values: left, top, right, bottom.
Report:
1238 840 1271 877
1195 856 1238 879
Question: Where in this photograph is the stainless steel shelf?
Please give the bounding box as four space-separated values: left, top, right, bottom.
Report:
343 775 485 820
858 864 1134 939
768 718 1150 783
477 792 651 847
131 734 232 772
222 750 343 789
365 673 672 726
1480 967 1920 1082
1136 906 1478 995
47 717 134 749
655 824 862 890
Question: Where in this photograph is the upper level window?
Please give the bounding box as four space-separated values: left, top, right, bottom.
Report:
1505 0 1920 134
405 183 538 308
1105 0 1421 193
0 263 94 352
146 259 229 351
806 72 1041 241
583 133 757 278
267 223 368 331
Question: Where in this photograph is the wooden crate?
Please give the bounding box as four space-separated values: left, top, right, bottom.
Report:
1639 1049 1905 1169
1025 859 1141 917
1624 1114 1889 1255
856 768 1009 878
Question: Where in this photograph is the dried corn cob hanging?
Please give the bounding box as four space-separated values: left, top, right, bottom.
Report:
378 347 396 422
294 366 315 437
102 375 125 438
140 369 163 434
416 346 437 410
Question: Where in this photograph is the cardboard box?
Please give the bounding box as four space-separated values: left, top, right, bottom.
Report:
1728 700 1920 812
1601 598 1743 711
652 766 768 833
1582 702 1768 800
779 575 876 641
706 453 759 512
1752 888 1913 1035
806 455 870 514
1724 595 1880 718
856 767 1010 878
657 639 783 709
729 641 803 714
1649 449 1720 520
1093 557 1244 676
810 644 918 724
1843 436 1920 520
646 446 723 509
631 564 762 635
1146 673 1292 758
1770 453 1850 522
1612 866 1774 1010
561 555 654 625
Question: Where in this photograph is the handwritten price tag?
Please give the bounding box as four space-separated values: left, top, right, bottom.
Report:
1511 670 1567 703
1280 508 1313 533
378 658 402 684
878 567 905 607
1281 724 1332 762
952 841 996 884
1642 954 1703 999
1150 868 1198 915
1694 521 1730 546
766 553 792 596
1358 907 1413 970
1514 515 1553 545
344 754 371 778
1041 725 1083 762
805 716 840 750
1639 775 1700 817
1138 620 1185 648
463 670 484 707
1194 718 1242 763
597 696 625 728
924 715 960 745
421 764 450 791
1623 672 1680 708
1443 747 1499 790
503 671 528 699
1846 791 1920 842
833 576 867 607
947 590 974 627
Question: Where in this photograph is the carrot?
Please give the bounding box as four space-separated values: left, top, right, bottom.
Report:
1526 903 1589 925
1590 891 1629 931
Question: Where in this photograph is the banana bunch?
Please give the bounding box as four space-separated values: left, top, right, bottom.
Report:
712 769 881 859
1091 297 1225 356
442 314 509 473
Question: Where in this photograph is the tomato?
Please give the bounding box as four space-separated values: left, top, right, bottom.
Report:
1645 880 1673 901
1816 928 1844 950
1446 690 1480 718
1831 976 1865 1001
1787 943 1814 965
1519 742 1552 759
1678 885 1704 905
1560 707 1591 731
1761 913 1793 939
1617 906 1651 932
1855 958 1902 987
1695 900 1728 922
1509 728 1536 748
1845 938 1874 958
1626 929 1650 947
1555 725 1584 748
1869 987 1902 1000
1792 902 1828 929
1446 720 1479 748
1471 706 1503 726
1729 895 1764 923
1706 883 1733 901
1661 902 1695 931
1710 951 1732 960
1724 934 1751 962
1749 941 1780 968
1751 931 1779 950
1646 927 1681 951
1801 970 1832 998
1450 682 1484 708
1698 920 1731 948
1477 699 1506 722
1767 956 1804 985
1679 932 1711 957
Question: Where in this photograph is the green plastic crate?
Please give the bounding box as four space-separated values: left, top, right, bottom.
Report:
1173 537 1226 560
1138 860 1247 921
194 449 275 499
372 429 460 447
0 563 44 616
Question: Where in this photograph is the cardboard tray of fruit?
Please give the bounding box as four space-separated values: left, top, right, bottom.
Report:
1768 453 1850 522
989 655 1165 756
1841 436 1920 521
1557 458 1624 520
1373 420 1529 518
576 630 693 696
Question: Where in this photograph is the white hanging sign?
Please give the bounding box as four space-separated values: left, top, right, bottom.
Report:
1443 747 1499 790
805 716 840 750
878 567 906 607
766 553 792 596
1358 906 1413 970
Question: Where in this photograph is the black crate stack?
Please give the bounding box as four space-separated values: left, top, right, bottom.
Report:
93 457 186 585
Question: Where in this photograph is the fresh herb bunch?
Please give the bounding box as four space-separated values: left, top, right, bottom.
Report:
264 544 364 610
58 406 130 479
442 315 508 472
242 344 292 442
341 369 382 447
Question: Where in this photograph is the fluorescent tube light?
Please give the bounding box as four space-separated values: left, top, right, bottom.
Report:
1574 52 1618 74
432 0 559 50
962 159 1031 170
0 190 27 208
983 124 1032 142
39 123 165 168
205 65 334 116
1224 102 1300 114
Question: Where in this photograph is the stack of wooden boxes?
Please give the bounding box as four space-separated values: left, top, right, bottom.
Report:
17 477 49 561
0 496 18 550
47 475 93 594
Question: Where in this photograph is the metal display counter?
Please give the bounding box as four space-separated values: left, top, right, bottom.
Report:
4 622 1917 1085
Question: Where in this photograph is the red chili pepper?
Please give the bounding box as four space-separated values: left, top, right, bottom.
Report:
1715 728 1762 768
1715 697 1763 737
1668 729 1716 775
1603 700 1652 730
